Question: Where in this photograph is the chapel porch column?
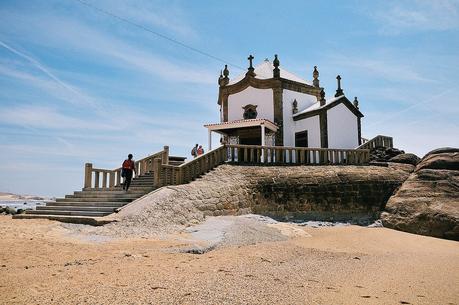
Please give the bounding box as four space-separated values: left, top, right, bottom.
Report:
208 129 212 151
261 123 266 163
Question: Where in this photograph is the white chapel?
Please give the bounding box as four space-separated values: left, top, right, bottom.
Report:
205 55 363 150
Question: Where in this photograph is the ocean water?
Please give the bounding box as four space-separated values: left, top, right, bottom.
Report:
0 200 47 210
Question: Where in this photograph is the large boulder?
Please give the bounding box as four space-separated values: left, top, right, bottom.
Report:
416 152 459 171
382 148 459 240
389 153 421 166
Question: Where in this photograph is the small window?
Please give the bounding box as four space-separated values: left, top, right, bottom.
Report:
295 130 308 147
242 104 258 119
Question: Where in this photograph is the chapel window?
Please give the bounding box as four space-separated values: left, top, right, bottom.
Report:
242 104 258 119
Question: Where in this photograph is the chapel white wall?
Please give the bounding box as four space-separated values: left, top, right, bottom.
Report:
327 103 359 149
227 87 274 122
282 89 317 146
289 116 321 148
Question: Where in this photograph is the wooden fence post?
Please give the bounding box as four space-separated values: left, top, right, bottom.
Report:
153 158 162 188
162 146 169 165
84 163 93 189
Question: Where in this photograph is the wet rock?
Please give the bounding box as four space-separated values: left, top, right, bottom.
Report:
5 207 17 215
389 153 421 166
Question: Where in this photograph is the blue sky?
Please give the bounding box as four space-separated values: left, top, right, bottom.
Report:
1 0 458 197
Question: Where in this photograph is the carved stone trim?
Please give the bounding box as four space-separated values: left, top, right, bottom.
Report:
319 111 328 148
273 87 283 146
293 96 363 121
357 116 362 145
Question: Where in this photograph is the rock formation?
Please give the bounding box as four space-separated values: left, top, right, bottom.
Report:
381 148 459 240
389 153 421 166
369 146 404 162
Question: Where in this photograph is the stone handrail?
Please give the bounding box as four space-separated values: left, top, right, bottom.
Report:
224 144 370 165
83 146 169 190
357 135 393 150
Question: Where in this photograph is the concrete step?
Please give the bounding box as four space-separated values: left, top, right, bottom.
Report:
133 175 154 180
13 214 114 225
78 187 154 193
45 201 126 207
26 210 111 217
56 197 132 203
36 206 117 212
130 179 154 184
66 193 143 199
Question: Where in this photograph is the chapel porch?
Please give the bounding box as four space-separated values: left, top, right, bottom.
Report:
204 119 278 150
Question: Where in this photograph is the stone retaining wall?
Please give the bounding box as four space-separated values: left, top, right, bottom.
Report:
165 164 413 222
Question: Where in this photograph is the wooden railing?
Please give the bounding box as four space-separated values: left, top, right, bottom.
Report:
153 146 226 187
83 146 169 190
152 144 370 188
85 143 372 190
357 135 393 150
224 144 370 165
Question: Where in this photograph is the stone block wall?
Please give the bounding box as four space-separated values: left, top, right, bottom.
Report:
167 164 413 222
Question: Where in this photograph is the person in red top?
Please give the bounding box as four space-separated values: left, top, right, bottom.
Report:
122 154 136 191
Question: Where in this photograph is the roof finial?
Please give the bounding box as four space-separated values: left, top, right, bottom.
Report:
219 65 229 86
320 88 326 106
273 54 280 78
335 75 344 97
313 66 320 88
246 54 256 76
292 99 298 114
248 54 254 69
353 96 359 109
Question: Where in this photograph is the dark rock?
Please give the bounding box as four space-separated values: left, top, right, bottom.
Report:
385 147 404 158
389 153 421 165
369 146 404 162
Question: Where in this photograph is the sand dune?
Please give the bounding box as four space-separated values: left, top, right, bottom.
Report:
0 192 44 201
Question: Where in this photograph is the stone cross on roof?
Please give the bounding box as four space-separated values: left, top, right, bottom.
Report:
248 55 254 69
246 54 256 76
335 75 344 97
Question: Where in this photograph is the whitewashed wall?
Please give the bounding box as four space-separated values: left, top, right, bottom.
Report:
288 115 321 148
327 103 359 149
227 87 274 121
282 89 317 147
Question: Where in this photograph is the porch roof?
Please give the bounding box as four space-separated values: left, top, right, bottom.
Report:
204 118 278 133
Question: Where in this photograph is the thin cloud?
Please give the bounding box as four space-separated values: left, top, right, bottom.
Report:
0 10 215 85
0 105 118 131
366 0 459 34
328 54 434 83
0 40 101 109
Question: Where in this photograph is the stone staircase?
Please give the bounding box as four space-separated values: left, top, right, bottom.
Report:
14 172 156 224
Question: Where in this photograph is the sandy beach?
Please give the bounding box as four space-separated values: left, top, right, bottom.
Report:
0 215 458 305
